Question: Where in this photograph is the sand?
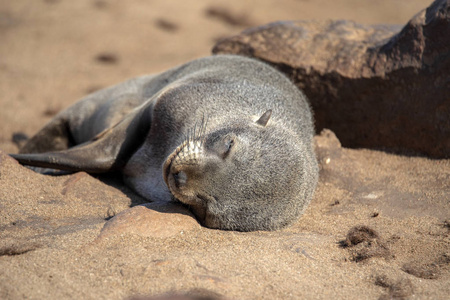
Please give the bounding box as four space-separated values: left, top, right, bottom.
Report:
1 0 448 299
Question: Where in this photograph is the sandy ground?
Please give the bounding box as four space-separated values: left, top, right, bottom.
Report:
1 0 449 299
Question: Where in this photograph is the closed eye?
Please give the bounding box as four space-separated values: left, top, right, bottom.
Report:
222 138 234 158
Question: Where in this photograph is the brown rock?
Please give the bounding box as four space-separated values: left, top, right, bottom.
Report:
213 0 450 158
342 226 391 262
344 225 380 247
97 202 200 239
314 129 342 169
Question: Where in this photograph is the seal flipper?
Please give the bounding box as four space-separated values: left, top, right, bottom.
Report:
11 104 152 173
19 117 75 154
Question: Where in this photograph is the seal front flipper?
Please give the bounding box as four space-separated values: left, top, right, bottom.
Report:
11 104 152 173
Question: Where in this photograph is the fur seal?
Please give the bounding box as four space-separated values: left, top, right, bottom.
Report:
10 55 318 231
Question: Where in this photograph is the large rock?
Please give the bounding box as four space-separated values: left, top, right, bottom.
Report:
213 0 450 158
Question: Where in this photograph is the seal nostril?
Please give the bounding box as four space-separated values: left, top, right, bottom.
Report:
173 170 187 188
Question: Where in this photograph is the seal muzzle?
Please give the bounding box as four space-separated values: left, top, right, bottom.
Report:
163 139 204 204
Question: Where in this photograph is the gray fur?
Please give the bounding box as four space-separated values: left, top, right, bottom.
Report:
11 55 318 231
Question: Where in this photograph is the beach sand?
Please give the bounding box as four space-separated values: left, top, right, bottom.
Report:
1 1 448 299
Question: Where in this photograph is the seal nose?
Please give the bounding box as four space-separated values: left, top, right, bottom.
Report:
173 170 187 189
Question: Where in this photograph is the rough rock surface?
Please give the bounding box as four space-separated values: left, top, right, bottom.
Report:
213 0 450 158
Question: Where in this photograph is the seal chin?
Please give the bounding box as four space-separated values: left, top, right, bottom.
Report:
203 211 220 229
165 167 210 225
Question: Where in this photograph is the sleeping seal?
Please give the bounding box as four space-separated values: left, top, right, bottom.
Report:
11 55 318 231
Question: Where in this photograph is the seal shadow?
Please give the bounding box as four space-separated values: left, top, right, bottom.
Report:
95 171 194 220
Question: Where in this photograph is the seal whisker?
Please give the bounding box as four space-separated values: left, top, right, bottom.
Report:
193 123 197 144
199 114 208 147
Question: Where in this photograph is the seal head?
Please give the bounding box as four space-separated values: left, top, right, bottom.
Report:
163 111 315 231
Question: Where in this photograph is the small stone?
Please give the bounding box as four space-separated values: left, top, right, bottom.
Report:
97 202 200 239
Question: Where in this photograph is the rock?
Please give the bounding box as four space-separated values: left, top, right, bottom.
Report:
97 202 200 239
343 226 391 262
314 129 342 169
213 0 450 158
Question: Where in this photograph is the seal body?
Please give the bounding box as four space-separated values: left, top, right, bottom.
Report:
12 55 318 231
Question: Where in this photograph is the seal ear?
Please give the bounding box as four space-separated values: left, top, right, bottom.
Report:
10 105 152 173
256 110 272 127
